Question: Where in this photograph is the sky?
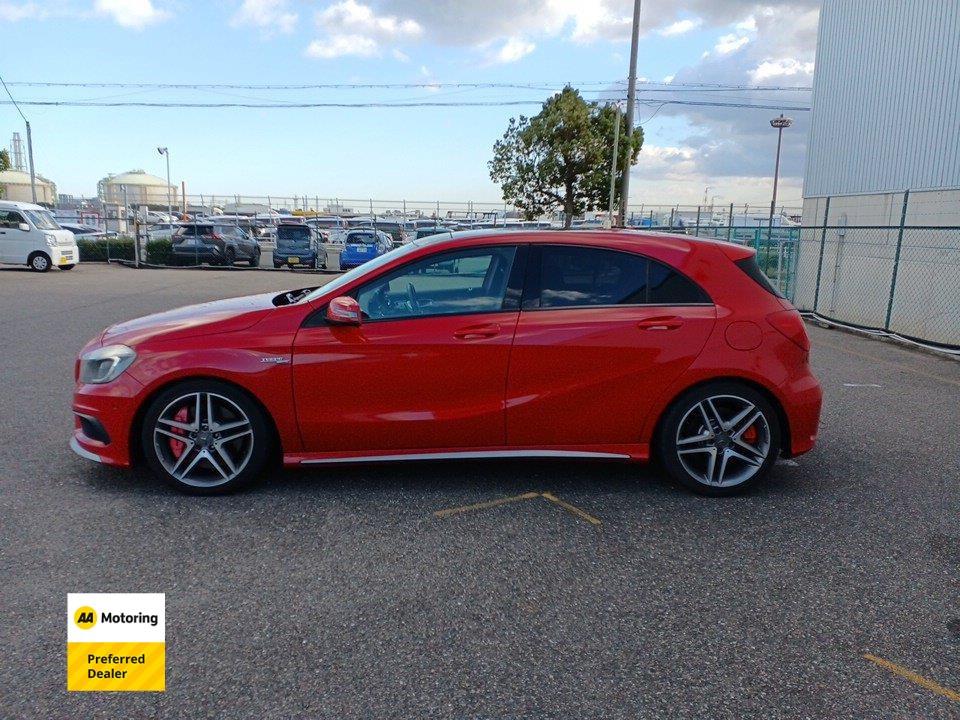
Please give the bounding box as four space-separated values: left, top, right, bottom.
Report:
1 0 820 208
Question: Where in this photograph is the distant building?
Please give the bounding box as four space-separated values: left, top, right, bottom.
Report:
802 0 960 225
0 168 58 205
98 169 177 208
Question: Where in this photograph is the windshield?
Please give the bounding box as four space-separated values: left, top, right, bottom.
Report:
346 232 379 245
24 209 61 230
277 226 311 246
302 240 424 303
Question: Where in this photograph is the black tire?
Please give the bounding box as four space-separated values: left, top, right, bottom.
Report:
248 248 260 267
223 247 237 266
60 264 76 271
656 381 781 496
140 379 273 494
273 261 282 269
28 252 51 272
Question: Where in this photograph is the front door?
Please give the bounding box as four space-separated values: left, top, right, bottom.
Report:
0 210 31 264
505 244 717 448
292 244 525 453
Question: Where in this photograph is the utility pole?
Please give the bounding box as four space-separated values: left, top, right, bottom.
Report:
617 0 642 227
157 147 172 221
607 101 621 227
0 74 38 203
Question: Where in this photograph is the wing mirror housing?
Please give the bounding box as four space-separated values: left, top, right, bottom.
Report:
326 296 362 326
19 222 31 232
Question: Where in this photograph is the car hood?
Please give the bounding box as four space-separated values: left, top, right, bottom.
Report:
101 292 278 346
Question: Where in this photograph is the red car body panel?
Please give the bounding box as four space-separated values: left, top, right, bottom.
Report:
71 230 822 471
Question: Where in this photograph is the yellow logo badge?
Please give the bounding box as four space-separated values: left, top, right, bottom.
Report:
74 606 97 630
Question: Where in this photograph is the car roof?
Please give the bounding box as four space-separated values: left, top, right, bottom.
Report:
0 200 47 211
415 228 755 261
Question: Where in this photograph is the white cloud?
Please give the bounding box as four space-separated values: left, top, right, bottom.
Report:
305 34 378 58
392 48 410 62
714 32 750 55
0 1 45 21
95 0 168 29
308 0 422 60
231 0 297 35
658 18 702 37
486 36 535 65
750 58 815 82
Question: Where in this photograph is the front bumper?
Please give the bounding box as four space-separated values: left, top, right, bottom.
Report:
52 245 79 266
70 372 145 467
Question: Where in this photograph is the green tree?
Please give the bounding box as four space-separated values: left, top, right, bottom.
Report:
489 87 643 228
0 148 10 172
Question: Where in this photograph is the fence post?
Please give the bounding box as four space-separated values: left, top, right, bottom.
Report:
668 208 675 230
884 190 910 331
694 205 701 237
812 196 831 312
726 203 733 242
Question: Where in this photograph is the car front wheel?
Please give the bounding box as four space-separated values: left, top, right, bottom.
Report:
656 382 780 496
140 380 272 494
60 264 76 271
29 252 51 272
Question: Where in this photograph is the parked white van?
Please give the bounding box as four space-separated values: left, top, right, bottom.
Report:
0 201 79 272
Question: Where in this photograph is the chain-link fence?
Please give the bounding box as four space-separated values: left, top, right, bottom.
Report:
682 223 960 348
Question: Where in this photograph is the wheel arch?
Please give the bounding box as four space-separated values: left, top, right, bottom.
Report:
27 250 51 267
129 374 283 467
648 375 792 460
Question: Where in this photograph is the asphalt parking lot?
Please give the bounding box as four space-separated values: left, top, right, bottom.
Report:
1 262 958 719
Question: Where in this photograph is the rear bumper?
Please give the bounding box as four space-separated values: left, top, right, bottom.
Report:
70 372 145 468
780 371 822 457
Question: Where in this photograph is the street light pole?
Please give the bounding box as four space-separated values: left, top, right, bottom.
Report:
607 101 621 227
767 114 793 234
158 147 172 220
617 0 642 227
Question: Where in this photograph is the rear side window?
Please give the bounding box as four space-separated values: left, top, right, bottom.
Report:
735 257 784 298
175 225 213 236
527 245 710 309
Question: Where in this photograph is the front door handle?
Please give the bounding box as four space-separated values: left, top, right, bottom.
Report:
454 323 501 340
637 316 683 331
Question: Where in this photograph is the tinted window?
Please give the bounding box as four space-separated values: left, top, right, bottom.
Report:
533 246 650 308
278 225 311 243
530 245 709 308
347 231 379 245
356 246 518 321
648 258 712 304
175 225 214 236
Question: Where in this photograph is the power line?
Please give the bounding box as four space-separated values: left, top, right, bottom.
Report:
0 72 30 123
0 98 811 111
4 79 813 92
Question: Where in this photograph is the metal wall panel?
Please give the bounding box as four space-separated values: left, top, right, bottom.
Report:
803 0 960 197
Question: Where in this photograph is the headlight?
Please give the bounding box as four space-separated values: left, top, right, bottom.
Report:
45 233 58 247
79 345 137 384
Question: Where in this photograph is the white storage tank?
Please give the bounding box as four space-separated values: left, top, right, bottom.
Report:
98 170 177 207
0 169 58 205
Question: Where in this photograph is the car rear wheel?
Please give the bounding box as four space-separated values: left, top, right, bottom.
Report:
29 252 51 272
223 248 236 266
656 382 780 496
248 247 260 267
140 380 272 494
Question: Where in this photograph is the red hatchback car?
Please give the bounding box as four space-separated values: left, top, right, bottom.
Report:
72 230 821 495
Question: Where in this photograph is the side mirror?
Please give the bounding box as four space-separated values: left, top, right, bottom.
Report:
18 222 31 232
326 296 362 326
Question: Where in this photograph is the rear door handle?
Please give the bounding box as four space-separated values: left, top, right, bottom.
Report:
454 323 501 340
637 316 683 331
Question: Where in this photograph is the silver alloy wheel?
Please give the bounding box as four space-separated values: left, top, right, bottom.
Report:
675 394 771 488
32 254 50 271
153 392 254 488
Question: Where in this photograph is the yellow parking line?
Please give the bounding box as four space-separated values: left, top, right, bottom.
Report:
433 491 540 519
863 653 960 703
540 492 602 526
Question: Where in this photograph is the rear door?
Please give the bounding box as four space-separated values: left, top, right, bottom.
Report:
505 244 716 448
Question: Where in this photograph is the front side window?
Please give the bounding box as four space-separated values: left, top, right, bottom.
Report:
0 210 26 229
529 245 710 308
356 246 518 321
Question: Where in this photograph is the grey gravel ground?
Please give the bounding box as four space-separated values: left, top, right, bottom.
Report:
1 263 958 719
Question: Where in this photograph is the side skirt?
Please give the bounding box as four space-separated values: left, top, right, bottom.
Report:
285 446 648 466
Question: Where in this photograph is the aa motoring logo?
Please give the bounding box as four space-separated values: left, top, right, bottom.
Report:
73 606 159 630
67 593 165 692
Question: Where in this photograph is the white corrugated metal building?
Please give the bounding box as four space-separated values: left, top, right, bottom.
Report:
795 0 959 345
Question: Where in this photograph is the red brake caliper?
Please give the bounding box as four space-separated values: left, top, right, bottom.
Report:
169 406 189 458
742 425 759 444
